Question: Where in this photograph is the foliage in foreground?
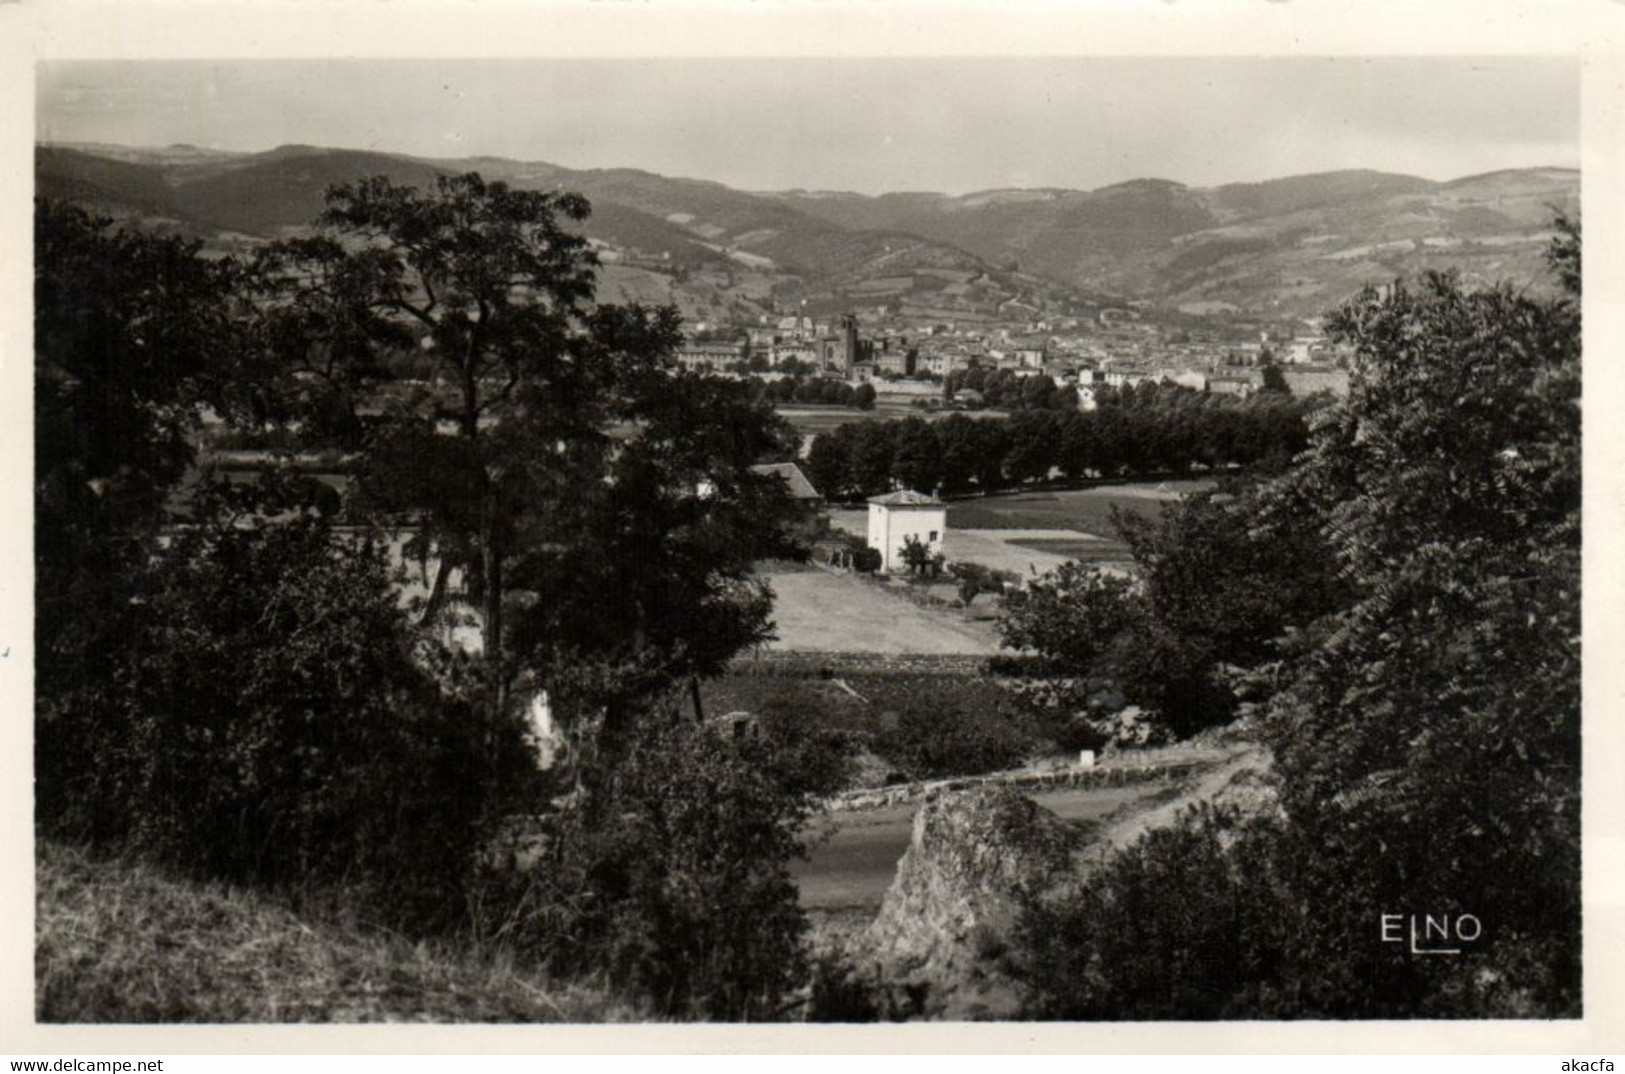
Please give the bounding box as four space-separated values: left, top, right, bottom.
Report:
1018 805 1572 1019
477 719 812 1021
36 842 640 1024
1013 220 1582 1019
34 183 816 1020
37 480 519 930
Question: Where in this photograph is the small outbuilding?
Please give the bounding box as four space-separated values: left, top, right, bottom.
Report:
749 461 822 506
867 489 947 573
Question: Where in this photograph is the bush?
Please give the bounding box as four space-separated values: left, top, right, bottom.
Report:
741 707 860 800
866 676 1040 778
1014 806 1288 1020
997 562 1139 671
1015 801 1576 1019
36 492 512 929
485 716 811 1020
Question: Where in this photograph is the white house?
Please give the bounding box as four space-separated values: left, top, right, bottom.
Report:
867 489 947 573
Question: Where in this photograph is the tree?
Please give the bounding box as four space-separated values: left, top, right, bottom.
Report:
997 561 1139 671
505 371 807 748
41 475 503 928
35 202 255 682
260 174 801 754
1114 490 1348 670
491 717 812 1020
805 431 853 503
889 417 942 494
1016 806 1288 1020
261 174 605 689
1003 411 1059 484
1255 239 1582 1014
1014 222 1582 1019
898 533 939 577
844 421 895 498
34 201 269 835
248 235 415 449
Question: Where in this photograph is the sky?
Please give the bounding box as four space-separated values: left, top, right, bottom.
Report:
36 57 1579 195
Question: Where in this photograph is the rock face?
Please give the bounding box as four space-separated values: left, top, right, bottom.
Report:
861 786 1080 1019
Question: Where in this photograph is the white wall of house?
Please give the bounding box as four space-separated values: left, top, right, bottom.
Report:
867 502 948 573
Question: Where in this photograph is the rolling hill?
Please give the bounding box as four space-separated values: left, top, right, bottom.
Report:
37 142 1578 321
771 167 1578 318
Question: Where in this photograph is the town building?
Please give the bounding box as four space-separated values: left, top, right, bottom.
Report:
674 340 746 372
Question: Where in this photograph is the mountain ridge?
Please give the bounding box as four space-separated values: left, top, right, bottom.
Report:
38 141 1577 320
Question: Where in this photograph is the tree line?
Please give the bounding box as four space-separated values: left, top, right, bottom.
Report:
739 373 877 409
945 366 1075 410
804 388 1311 502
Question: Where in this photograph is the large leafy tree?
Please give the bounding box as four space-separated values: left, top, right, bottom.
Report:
35 202 253 641
1016 221 1582 1018
1253 222 1582 1014
997 561 1139 671
257 173 805 753
257 174 606 679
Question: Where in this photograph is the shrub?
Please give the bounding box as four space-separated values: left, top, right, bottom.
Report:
36 491 514 929
865 676 1040 778
1014 806 1286 1020
997 562 1139 671
486 716 811 1020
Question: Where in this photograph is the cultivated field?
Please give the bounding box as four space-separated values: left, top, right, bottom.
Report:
777 404 1007 438
760 569 1000 655
945 480 1213 531
825 478 1213 576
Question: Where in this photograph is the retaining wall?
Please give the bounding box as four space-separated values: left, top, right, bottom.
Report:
822 758 1204 813
731 650 992 676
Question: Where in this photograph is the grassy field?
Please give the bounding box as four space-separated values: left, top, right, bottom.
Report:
1002 536 1131 563
761 570 1000 655
945 480 1214 533
36 843 638 1023
777 404 1007 438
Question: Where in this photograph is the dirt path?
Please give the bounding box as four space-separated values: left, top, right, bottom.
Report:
1087 745 1272 855
791 782 1171 912
792 743 1267 914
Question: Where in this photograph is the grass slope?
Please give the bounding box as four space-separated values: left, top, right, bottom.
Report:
36 842 640 1023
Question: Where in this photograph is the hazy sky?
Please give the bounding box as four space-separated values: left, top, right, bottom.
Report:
37 57 1578 195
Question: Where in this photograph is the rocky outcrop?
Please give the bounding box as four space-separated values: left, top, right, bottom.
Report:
858 786 1081 1019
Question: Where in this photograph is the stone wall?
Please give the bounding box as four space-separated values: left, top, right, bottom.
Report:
823 757 1202 813
731 650 991 677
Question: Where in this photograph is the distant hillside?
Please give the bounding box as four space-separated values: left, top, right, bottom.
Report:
39 142 1577 321
772 166 1578 317
39 142 1101 322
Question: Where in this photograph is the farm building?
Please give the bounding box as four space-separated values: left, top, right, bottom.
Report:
749 461 822 506
866 489 947 573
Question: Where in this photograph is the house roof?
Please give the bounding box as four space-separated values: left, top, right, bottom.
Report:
749 462 821 501
868 489 944 507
